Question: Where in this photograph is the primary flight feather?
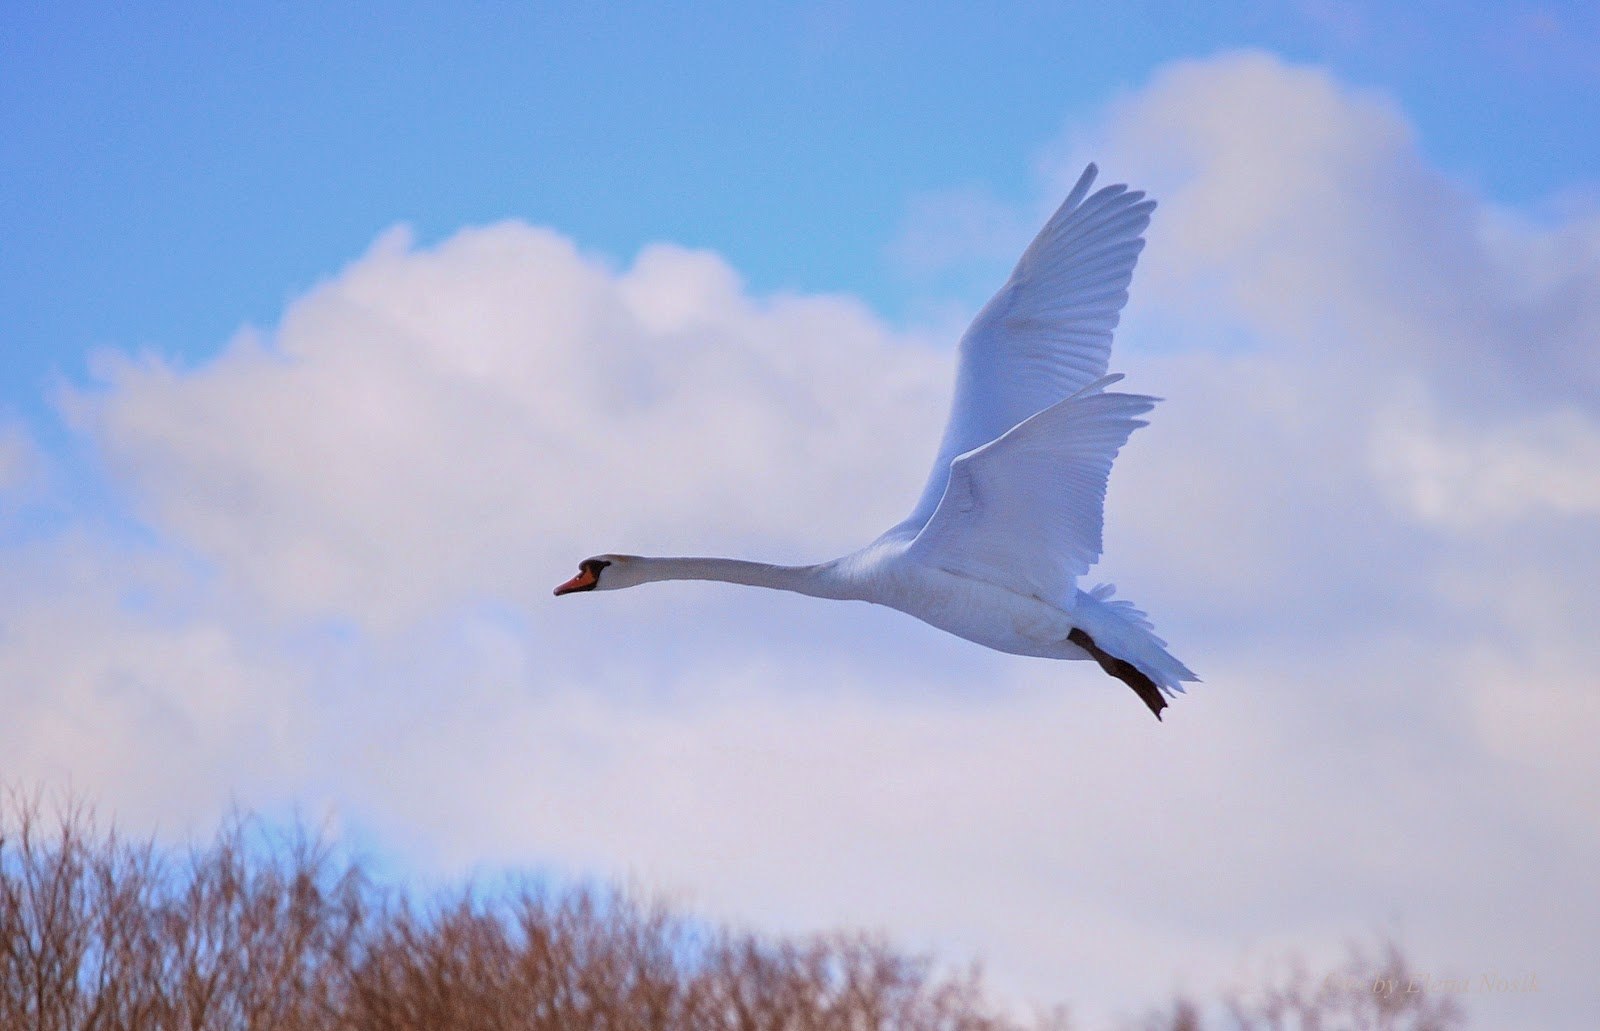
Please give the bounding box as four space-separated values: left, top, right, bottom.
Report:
555 164 1197 719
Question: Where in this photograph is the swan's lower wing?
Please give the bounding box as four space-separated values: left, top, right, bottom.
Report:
906 382 1156 605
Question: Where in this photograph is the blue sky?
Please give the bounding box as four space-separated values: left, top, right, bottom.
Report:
5 1 1596 421
4 5 1600 1030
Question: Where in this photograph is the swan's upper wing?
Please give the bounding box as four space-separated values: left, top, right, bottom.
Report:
892 164 1155 537
905 379 1155 603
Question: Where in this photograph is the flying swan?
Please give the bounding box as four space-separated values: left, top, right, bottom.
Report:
556 164 1197 718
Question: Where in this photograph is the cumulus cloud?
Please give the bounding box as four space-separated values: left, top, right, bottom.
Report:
71 227 949 628
0 532 311 829
5 48 1598 1031
887 50 1600 1027
1372 401 1600 527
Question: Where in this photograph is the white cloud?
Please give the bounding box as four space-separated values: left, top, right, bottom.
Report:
71 226 949 628
5 48 1599 1031
1080 50 1600 762
0 532 311 830
1053 53 1599 411
886 49 1600 1028
1372 401 1600 528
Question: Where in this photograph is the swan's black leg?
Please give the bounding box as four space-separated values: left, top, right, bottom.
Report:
1068 628 1167 721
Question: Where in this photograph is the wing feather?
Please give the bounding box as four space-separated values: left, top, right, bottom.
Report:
906 382 1157 603
888 164 1155 538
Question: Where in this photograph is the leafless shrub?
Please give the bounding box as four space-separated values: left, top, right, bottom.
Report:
3 789 1062 1030
1 788 366 1031
1127 939 1464 1031
3 788 1469 1031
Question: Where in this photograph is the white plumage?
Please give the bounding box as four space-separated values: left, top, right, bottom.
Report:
556 164 1197 719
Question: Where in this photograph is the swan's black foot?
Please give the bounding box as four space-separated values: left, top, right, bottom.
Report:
1068 628 1167 721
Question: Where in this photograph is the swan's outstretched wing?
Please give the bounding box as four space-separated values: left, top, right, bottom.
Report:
905 378 1155 604
892 164 1155 537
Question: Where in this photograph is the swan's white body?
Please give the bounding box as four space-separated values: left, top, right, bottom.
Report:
558 164 1198 717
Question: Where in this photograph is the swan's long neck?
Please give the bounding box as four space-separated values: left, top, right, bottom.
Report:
628 556 853 600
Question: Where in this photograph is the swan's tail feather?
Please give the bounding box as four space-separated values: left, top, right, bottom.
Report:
1072 584 1199 719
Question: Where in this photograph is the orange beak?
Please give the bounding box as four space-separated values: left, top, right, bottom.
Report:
553 567 599 596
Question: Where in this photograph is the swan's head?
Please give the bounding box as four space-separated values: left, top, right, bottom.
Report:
553 555 638 596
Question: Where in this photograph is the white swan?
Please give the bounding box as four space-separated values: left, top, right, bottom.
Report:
555 164 1197 718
